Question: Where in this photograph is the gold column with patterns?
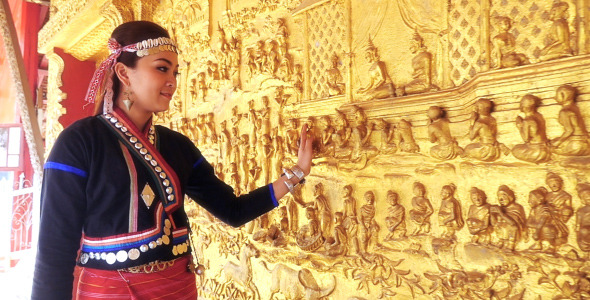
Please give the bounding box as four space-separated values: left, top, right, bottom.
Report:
41 0 590 298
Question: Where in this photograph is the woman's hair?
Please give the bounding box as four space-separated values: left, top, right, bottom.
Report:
95 21 170 115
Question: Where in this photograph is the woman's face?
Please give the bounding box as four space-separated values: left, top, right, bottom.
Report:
125 51 179 114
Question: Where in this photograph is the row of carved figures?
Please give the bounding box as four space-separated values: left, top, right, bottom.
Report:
245 172 590 257
330 1 576 101
161 83 589 182
185 18 302 102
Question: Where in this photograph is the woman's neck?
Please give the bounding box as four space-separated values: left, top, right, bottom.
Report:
115 101 152 132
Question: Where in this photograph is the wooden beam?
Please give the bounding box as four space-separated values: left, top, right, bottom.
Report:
0 0 45 175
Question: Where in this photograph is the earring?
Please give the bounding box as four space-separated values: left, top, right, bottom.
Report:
123 89 134 111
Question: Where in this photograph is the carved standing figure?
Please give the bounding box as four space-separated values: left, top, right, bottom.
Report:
385 190 406 241
400 31 437 95
410 182 433 235
285 118 300 158
526 187 568 252
575 183 590 256
359 191 380 252
438 184 464 239
545 172 573 223
427 106 464 160
318 116 335 157
490 185 527 250
550 85 590 156
512 94 551 163
356 39 395 100
466 187 492 244
308 183 332 235
342 185 360 254
539 2 573 61
463 98 509 161
491 16 529 69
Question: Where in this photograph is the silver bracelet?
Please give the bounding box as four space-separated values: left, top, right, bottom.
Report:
291 165 305 179
282 168 295 180
284 179 294 193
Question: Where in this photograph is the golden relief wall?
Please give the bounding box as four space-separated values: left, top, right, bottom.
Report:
42 0 590 299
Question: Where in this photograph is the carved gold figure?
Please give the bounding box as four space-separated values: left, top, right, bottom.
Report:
324 211 348 256
512 94 551 163
466 187 492 244
463 98 509 161
384 190 406 241
393 119 420 153
550 85 590 156
576 183 590 256
539 2 573 62
491 16 529 69
359 191 380 253
342 185 360 254
410 182 433 235
490 185 527 250
400 31 437 95
545 172 574 223
326 53 345 97
356 39 395 101
438 184 464 239
526 187 568 252
427 106 464 160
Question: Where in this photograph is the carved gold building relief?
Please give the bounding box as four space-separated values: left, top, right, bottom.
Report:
42 0 590 299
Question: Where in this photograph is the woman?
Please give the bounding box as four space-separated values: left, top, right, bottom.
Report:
32 21 313 300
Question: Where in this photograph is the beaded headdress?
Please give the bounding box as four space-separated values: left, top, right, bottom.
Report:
85 37 178 114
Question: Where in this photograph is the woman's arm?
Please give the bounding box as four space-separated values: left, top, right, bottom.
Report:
186 124 313 227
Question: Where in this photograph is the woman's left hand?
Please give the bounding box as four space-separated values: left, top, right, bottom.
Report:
297 124 313 176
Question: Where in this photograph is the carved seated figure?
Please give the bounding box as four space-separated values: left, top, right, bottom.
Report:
490 185 527 250
438 184 464 239
512 94 551 163
492 16 529 69
331 110 352 159
549 85 590 156
384 190 406 241
466 187 492 244
463 98 509 161
427 106 464 160
296 207 324 252
526 187 568 252
324 212 348 257
393 119 420 153
348 106 379 160
539 2 573 62
409 182 433 235
359 191 380 252
356 39 395 100
575 183 590 256
400 31 438 95
374 119 397 155
326 53 345 97
545 172 573 223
